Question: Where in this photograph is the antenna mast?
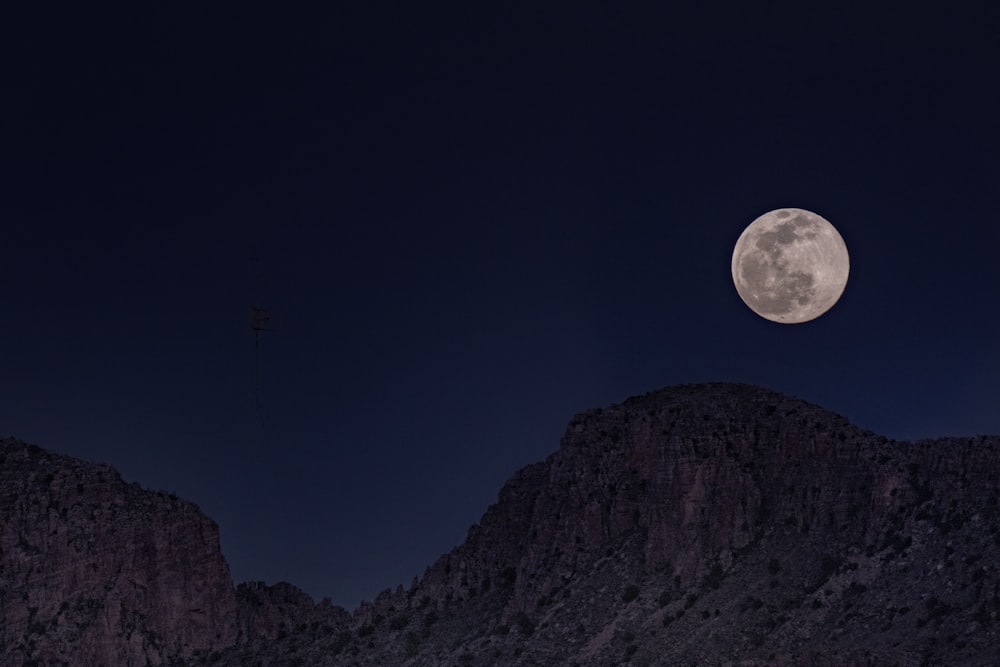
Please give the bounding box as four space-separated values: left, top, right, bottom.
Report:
250 256 274 458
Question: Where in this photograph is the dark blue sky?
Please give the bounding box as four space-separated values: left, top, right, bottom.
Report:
3 5 998 609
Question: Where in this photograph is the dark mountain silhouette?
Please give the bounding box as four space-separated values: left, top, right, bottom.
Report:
3 383 1000 665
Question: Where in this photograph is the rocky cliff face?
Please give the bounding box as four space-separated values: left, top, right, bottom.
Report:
0 438 242 665
5 383 1000 666
0 438 351 666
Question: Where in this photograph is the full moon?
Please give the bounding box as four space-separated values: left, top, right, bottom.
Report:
731 208 849 324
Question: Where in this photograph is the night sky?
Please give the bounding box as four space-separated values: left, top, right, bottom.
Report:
4 5 998 610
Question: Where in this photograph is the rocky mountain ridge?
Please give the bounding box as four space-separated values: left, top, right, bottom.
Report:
0 438 240 664
4 382 1000 665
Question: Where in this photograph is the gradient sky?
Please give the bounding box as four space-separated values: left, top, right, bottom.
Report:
4 5 999 610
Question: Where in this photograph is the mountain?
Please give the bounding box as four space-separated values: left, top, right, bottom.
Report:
0 438 348 665
4 383 1000 665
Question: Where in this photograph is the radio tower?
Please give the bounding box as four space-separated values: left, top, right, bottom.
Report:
249 256 274 459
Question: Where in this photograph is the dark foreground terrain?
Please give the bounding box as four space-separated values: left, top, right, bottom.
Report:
3 383 999 665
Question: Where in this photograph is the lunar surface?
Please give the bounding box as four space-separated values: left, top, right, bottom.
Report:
731 208 849 323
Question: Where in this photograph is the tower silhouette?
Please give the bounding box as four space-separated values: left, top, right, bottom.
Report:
249 256 274 459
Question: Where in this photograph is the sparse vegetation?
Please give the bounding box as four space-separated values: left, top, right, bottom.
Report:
403 631 421 657
704 563 725 590
515 612 536 636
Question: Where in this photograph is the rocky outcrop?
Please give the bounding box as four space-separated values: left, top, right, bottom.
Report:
0 437 355 667
234 581 350 642
0 438 240 665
